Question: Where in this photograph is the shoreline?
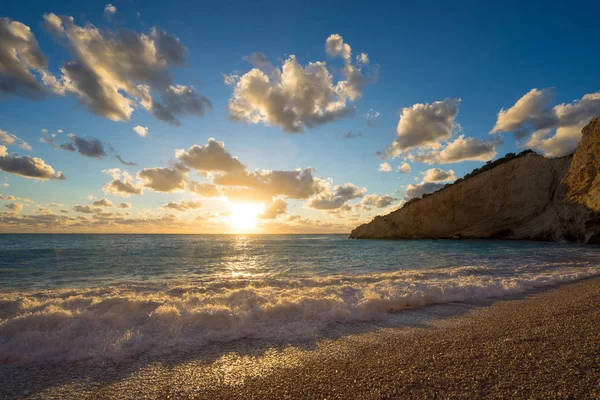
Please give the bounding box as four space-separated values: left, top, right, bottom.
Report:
2 276 600 399
198 276 600 399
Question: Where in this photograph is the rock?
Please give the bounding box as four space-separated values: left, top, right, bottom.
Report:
350 115 600 243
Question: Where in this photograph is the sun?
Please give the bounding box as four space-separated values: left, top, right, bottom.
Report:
227 202 264 232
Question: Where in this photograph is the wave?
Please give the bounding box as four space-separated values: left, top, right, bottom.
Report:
1 263 599 362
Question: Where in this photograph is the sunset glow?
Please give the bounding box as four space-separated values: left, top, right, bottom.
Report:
227 203 265 232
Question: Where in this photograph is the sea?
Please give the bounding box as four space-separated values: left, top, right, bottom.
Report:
1 234 600 363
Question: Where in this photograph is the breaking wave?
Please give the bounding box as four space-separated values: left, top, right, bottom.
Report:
1 263 599 362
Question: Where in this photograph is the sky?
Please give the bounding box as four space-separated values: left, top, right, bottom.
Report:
1 0 599 233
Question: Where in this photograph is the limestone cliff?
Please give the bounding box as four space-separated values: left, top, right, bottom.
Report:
350 116 600 243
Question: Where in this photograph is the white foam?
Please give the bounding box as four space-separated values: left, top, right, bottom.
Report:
1 263 599 362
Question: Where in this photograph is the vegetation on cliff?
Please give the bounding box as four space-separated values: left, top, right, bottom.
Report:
403 149 541 209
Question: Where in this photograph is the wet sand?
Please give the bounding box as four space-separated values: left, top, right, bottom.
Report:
3 277 600 399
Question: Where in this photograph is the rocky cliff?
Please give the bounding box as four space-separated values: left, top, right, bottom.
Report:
350 116 600 243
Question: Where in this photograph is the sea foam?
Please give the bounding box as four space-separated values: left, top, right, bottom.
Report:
1 263 599 362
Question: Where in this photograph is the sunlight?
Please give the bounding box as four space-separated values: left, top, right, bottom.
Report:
227 202 264 232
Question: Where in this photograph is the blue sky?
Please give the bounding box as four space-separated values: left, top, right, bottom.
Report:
1 0 599 232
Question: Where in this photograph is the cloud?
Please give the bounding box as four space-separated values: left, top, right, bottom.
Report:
382 98 461 157
325 34 352 61
41 13 209 125
103 179 142 196
364 109 380 126
490 88 600 156
525 126 582 158
397 162 411 173
342 130 362 139
43 131 135 164
115 155 137 166
428 135 497 164
188 181 222 197
34 206 54 214
63 134 106 158
213 167 324 200
490 88 556 136
161 200 202 211
227 34 375 133
176 138 245 173
307 183 365 210
73 205 102 214
378 162 392 172
356 53 369 65
360 194 396 208
0 194 17 200
0 128 31 151
423 168 456 182
137 167 185 193
150 84 211 126
405 181 445 200
0 153 65 180
133 125 148 137
260 198 288 219
104 4 117 14
92 198 113 207
5 202 23 212
40 129 57 148
0 17 49 99
102 168 142 197
117 202 131 208
408 135 499 165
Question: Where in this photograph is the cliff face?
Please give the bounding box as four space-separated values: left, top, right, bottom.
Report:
350 116 600 243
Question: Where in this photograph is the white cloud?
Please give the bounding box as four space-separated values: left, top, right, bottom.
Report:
491 88 600 156
133 126 148 137
422 168 456 182
137 167 186 193
397 162 411 173
227 34 375 133
176 138 245 173
433 135 497 164
188 181 222 197
0 129 31 151
101 169 142 197
383 98 461 157
260 198 288 219
41 13 209 125
356 53 369 64
104 4 117 14
5 202 23 212
405 181 445 200
360 194 396 208
307 183 365 210
378 162 392 172
0 153 65 180
0 17 48 98
73 205 102 214
364 109 380 126
525 125 582 157
162 200 202 211
325 34 352 61
91 198 113 207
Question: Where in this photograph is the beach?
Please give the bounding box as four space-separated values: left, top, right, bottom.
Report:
2 276 599 399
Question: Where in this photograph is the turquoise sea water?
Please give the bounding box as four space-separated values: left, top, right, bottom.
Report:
1 234 600 362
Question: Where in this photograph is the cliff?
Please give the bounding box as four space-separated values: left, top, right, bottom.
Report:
350 115 600 243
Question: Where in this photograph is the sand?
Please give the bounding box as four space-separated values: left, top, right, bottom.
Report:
2 277 600 399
